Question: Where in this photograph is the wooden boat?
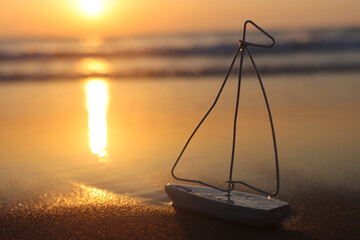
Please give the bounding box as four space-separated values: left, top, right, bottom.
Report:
165 184 290 226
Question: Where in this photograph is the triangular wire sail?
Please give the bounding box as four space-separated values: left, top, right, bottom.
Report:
171 20 280 197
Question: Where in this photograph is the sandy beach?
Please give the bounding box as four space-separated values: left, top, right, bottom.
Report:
0 73 360 239
0 166 359 240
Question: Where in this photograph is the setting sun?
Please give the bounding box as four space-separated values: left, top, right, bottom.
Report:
81 0 103 15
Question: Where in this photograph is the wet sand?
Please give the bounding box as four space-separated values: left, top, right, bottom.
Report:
0 178 359 240
0 73 359 239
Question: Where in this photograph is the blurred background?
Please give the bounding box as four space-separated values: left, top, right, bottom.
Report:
0 0 359 213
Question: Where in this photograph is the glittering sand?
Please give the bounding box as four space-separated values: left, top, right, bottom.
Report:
0 180 359 240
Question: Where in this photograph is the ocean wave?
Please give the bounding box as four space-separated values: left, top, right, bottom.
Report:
1 63 359 81
0 39 359 61
1 27 359 80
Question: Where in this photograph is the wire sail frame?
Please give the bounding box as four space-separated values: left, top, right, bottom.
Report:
171 20 280 197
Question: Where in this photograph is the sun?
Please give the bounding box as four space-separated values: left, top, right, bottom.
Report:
81 0 103 15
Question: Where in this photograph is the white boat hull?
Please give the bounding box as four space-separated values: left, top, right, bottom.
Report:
165 183 290 226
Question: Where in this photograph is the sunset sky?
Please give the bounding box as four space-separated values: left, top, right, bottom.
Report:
0 0 359 38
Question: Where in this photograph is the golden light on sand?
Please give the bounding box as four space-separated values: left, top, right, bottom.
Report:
85 79 110 162
81 0 103 15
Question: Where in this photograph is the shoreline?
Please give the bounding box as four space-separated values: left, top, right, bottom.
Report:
0 182 358 240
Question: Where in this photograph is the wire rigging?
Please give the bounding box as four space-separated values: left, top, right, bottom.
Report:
171 20 280 197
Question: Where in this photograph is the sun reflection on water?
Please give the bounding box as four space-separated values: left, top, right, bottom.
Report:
85 78 110 163
77 58 112 75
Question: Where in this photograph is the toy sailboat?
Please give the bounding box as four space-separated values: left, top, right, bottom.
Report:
165 21 290 226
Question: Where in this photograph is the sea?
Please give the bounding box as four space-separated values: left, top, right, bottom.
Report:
0 26 359 209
